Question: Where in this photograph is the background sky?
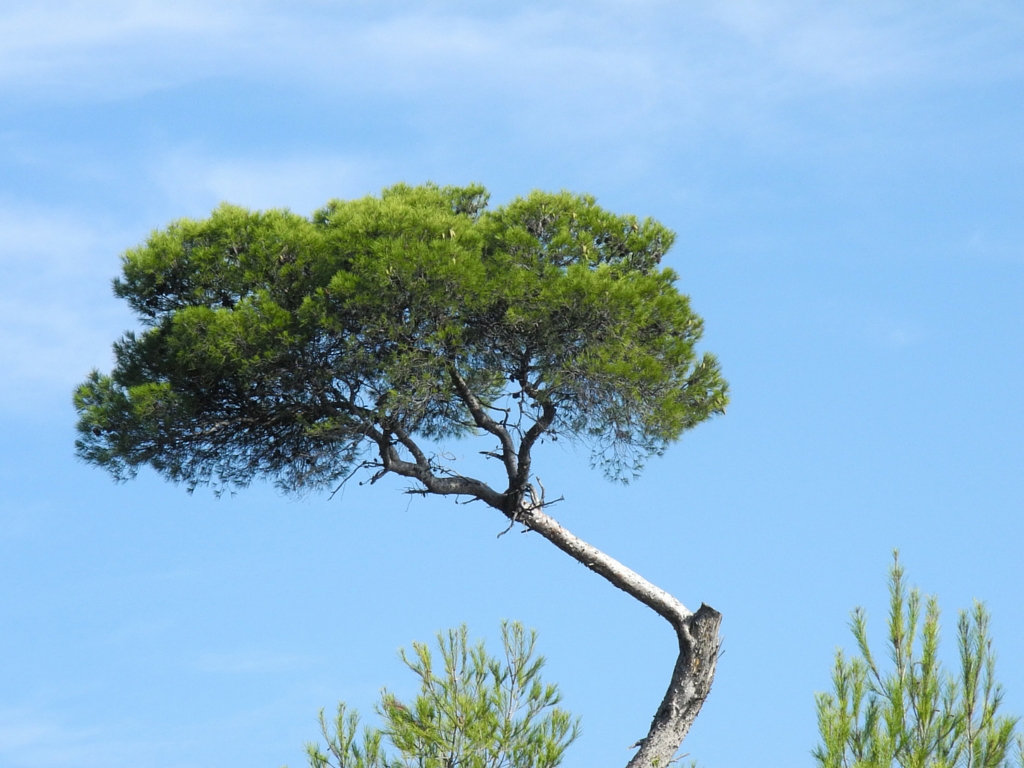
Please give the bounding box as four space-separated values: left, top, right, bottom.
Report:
1 2 1022 767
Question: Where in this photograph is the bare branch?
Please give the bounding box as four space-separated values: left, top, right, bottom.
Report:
447 364 518 483
518 501 691 628
376 437 507 510
391 422 429 468
516 388 556 490
328 460 373 500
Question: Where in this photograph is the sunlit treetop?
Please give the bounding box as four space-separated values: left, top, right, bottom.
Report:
75 183 728 503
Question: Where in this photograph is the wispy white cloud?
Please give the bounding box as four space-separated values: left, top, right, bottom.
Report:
0 0 226 55
0 713 55 752
0 0 242 99
704 2 931 88
0 0 1019 187
729 1 1024 81
6 2 1018 112
0 297 108 380
0 707 141 768
963 228 1024 265
0 204 128 411
149 149 382 215
0 205 111 276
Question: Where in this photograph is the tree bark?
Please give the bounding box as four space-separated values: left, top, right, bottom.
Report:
387 379 723 767
625 605 722 768
519 503 722 768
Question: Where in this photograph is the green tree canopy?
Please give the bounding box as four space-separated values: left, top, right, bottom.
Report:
75 183 729 768
75 183 726 498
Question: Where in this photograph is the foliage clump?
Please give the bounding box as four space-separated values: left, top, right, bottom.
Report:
814 554 1023 768
302 622 579 768
74 183 727 495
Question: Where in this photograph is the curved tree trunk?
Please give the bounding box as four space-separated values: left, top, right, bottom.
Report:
626 605 722 768
383 368 724 766
520 503 722 768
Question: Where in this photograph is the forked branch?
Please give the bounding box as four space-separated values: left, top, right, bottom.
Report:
370 419 721 768
447 364 519 484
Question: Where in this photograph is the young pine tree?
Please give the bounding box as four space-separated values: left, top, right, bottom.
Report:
303 621 580 768
813 554 1022 768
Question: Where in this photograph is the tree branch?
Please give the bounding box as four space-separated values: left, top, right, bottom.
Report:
516 499 721 768
518 502 691 628
448 364 518 484
391 422 429 468
516 384 556 491
376 437 507 509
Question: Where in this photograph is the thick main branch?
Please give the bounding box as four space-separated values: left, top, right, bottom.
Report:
517 502 720 767
373 431 507 509
519 503 691 629
365 387 720 768
447 365 518 485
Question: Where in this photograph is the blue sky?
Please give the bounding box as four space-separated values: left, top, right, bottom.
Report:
1 2 1022 766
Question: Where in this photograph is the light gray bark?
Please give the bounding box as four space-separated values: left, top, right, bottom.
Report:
371 374 723 767
520 503 722 768
626 604 722 768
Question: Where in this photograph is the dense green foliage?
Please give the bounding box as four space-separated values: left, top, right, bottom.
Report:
302 622 579 768
814 555 1023 768
74 183 727 494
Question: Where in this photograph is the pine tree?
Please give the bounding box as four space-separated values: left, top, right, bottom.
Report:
814 554 1022 768
303 622 579 768
76 184 728 766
